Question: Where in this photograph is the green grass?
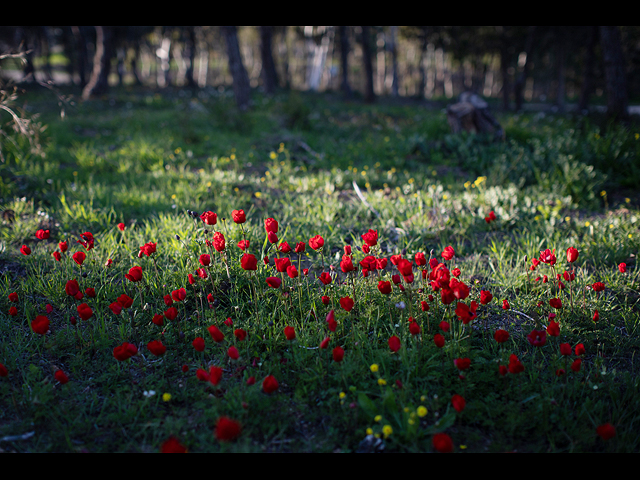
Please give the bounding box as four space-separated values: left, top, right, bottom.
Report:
1 84 639 452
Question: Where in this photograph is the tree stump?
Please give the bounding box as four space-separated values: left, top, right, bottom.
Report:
446 92 504 141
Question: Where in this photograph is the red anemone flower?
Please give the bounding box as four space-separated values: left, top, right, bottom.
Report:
147 340 167 356
309 235 325 251
232 209 246 224
31 315 50 335
125 266 143 282
215 416 242 442
262 374 279 394
266 276 282 289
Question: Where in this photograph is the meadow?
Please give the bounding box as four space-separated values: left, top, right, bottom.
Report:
1 84 639 452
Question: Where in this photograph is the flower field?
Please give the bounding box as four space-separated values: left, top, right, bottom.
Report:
1 87 639 452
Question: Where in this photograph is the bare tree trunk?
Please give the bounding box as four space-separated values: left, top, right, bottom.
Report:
338 26 352 99
578 26 598 112
389 26 399 97
599 25 629 121
184 26 197 88
361 26 375 103
260 26 279 94
82 26 115 100
71 26 89 88
222 26 251 110
514 26 535 112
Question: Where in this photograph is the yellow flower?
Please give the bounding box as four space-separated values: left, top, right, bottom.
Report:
370 364 379 373
174 147 182 154
374 415 382 422
382 425 393 438
460 444 467 450
339 392 346 399
230 154 236 160
366 428 373 435
585 221 591 227
377 378 387 386
565 216 571 223
417 406 428 417
269 151 277 160
600 190 607 197
254 192 262 198
162 393 172 402
625 198 631 204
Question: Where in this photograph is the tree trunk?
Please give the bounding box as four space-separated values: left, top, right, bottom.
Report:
578 26 598 112
184 26 197 88
361 26 375 103
599 25 629 121
260 26 279 94
389 26 399 97
514 26 535 112
222 26 251 110
82 26 115 100
338 26 352 99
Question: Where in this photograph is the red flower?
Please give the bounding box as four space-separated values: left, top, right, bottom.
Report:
139 242 157 257
547 320 560 337
332 346 344 362
164 306 178 321
452 394 466 412
8 292 18 303
502 299 510 310
8 306 17 316
320 336 330 349
232 209 246 224
268 231 278 244
234 329 247 342
286 265 298 279
593 309 600 322
213 232 225 252
84 287 96 298
266 276 282 288
309 235 325 251
52 251 61 262
54 370 69 384
237 239 250 251
117 294 133 308
279 241 292 254
109 302 123 315
494 329 509 343
454 358 471 370
196 368 210 381
147 340 167 356
152 313 164 326
526 329 547 347
20 244 31 255
31 315 49 335
388 335 401 353
117 223 126 231
592 282 605 292
414 252 426 266
113 342 137 361
58 241 68 252
240 253 257 271
105 258 113 268
361 229 378 247
171 288 186 302
215 416 241 442
72 251 86 265
439 321 450 332
566 247 579 263
0 363 8 377
199 254 211 266
274 257 291 273
200 211 217 226
549 297 562 309
321 295 330 305
78 232 95 250
192 337 205 352
209 366 223 386
420 301 429 312
571 358 582 372
318 272 332 285
208 325 225 343
499 365 508 376
284 326 296 341
227 346 239 360
597 423 616 441
575 343 585 356
294 241 306 253
559 343 572 356
340 254 355 273
432 433 453 453
409 320 421 336
454 302 476 325
440 288 455 305
480 290 493 305
262 374 279 394
77 303 93 321
508 354 524 374
339 296 354 312
441 245 455 261
161 436 187 453
125 266 143 282
618 262 627 273
264 218 279 234
35 229 50 240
